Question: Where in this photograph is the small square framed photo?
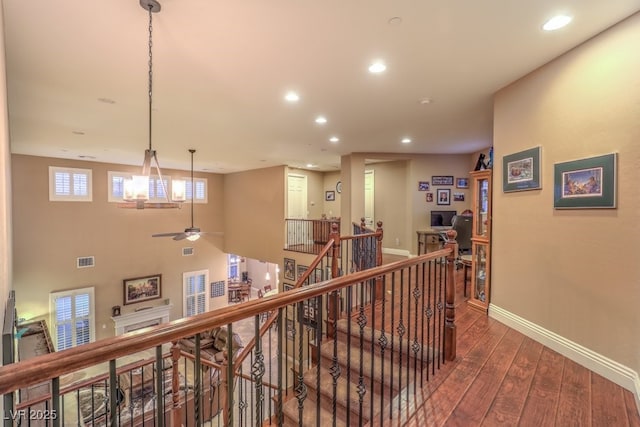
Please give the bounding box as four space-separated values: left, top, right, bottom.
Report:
418 181 430 191
456 178 469 189
325 190 336 201
436 189 451 205
426 192 433 203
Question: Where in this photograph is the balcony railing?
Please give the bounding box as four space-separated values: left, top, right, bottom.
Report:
1 229 459 426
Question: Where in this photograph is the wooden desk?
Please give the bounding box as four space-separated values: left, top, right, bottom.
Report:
416 229 443 255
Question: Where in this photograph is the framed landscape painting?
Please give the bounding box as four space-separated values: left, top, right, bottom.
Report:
123 274 161 305
503 146 541 192
553 153 616 209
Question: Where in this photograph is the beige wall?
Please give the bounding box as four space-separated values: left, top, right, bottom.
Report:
223 166 285 265
0 2 12 381
11 154 229 340
493 13 640 374
322 171 341 217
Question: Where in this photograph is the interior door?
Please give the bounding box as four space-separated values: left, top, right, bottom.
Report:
364 170 375 227
287 174 307 246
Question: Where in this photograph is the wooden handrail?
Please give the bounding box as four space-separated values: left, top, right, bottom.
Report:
0 247 451 396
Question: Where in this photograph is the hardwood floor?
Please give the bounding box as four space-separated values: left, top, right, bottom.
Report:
379 255 640 426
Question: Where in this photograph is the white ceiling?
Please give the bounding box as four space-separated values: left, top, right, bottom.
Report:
3 1 639 173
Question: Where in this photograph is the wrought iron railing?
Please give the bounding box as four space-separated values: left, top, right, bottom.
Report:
1 231 459 427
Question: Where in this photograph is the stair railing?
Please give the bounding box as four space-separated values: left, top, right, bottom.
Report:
0 230 458 427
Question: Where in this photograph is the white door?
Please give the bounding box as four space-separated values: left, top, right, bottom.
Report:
287 174 307 218
364 170 375 227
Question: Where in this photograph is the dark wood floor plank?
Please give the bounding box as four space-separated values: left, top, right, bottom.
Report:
592 373 630 426
556 358 591 425
422 321 510 425
624 391 640 427
445 328 525 426
519 347 565 426
480 337 544 426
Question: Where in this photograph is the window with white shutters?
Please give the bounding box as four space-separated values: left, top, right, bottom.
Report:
183 270 209 317
174 177 208 203
50 287 95 351
49 167 93 201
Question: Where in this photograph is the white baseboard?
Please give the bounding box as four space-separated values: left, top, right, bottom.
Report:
490 304 640 413
382 247 411 257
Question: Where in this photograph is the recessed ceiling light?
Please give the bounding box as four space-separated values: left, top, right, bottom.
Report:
419 97 433 105
401 138 412 144
315 116 327 124
368 61 387 74
543 15 572 31
97 97 115 104
284 91 300 102
72 130 85 135
388 17 402 26
329 136 340 143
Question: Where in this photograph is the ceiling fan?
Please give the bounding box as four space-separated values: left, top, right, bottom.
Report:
152 149 222 242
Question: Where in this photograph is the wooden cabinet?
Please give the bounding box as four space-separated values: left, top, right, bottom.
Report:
416 230 441 254
468 169 492 312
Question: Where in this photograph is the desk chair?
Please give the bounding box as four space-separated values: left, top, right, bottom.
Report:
452 216 473 256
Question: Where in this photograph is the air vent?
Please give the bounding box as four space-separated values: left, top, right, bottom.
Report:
182 247 194 256
77 256 95 269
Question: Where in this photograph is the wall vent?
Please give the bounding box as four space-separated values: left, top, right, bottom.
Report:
182 247 194 256
77 256 95 269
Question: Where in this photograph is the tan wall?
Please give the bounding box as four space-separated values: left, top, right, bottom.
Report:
223 166 285 265
323 171 341 217
11 154 229 340
0 4 12 379
493 13 640 374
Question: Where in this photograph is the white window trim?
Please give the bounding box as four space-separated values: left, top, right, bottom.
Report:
173 175 208 203
183 269 210 317
49 166 93 202
49 286 96 351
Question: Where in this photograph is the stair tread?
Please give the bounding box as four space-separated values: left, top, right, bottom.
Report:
303 364 384 421
336 319 438 363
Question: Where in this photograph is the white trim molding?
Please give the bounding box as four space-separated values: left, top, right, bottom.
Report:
489 304 640 412
382 247 411 257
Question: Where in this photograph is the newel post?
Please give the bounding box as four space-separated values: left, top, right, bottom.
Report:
170 341 182 427
375 221 384 299
327 222 341 339
444 229 458 361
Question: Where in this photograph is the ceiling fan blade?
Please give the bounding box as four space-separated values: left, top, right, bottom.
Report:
172 233 188 241
152 232 182 238
200 231 224 236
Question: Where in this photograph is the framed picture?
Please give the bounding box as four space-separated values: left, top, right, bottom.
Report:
111 305 121 317
426 192 433 203
436 189 451 205
210 280 225 298
284 258 296 281
418 181 430 191
503 146 542 192
453 192 465 202
554 153 617 209
456 178 469 189
297 264 308 280
431 176 454 186
283 282 294 292
325 190 336 201
123 274 161 305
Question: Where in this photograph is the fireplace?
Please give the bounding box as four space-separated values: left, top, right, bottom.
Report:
111 304 172 336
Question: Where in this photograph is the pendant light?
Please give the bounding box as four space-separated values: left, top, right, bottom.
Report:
119 0 184 209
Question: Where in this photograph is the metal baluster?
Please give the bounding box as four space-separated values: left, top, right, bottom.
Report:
389 271 396 419
226 323 235 427
378 274 388 425
51 377 59 427
330 292 340 427
277 307 284 427
295 303 306 426
357 280 367 426
252 314 265 426
109 359 117 427
397 269 405 414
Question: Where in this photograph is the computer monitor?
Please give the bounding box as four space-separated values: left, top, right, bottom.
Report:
430 210 457 228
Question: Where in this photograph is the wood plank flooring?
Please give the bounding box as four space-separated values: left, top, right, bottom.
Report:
377 255 640 426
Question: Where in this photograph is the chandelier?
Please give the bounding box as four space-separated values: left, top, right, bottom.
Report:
119 0 184 209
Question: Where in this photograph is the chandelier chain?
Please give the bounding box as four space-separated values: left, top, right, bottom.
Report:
147 4 153 151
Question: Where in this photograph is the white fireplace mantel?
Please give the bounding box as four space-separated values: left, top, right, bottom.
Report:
111 304 172 335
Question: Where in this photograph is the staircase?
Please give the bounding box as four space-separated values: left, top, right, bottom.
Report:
281 318 437 426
